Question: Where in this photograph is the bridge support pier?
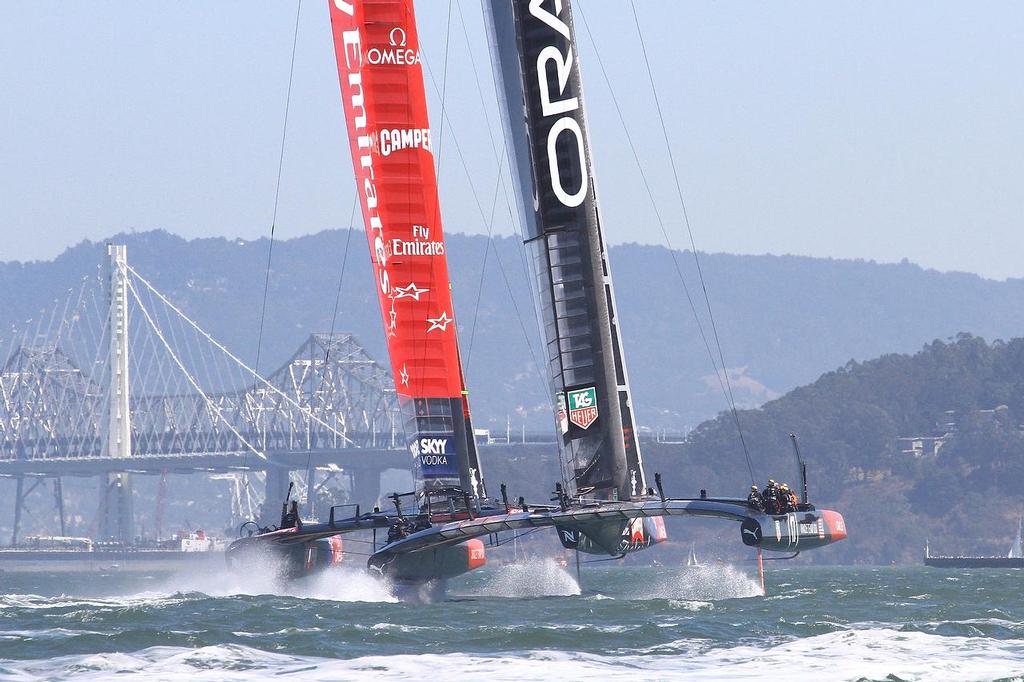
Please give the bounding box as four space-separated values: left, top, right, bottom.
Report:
305 464 316 518
348 468 381 513
261 466 291 527
11 476 24 547
97 473 134 543
53 477 66 537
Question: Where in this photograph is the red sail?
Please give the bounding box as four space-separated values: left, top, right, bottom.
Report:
328 1 462 399
329 0 483 493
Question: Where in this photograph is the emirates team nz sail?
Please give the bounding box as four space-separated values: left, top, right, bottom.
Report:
330 0 484 504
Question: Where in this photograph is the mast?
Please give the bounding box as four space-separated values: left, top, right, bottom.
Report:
484 0 645 501
328 0 485 503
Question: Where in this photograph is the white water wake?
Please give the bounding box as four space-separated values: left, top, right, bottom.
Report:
630 563 763 602
3 629 1022 681
464 558 581 598
150 560 398 603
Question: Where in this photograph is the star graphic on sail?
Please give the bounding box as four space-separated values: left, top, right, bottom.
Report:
399 364 409 386
392 282 429 301
388 305 398 338
425 311 453 332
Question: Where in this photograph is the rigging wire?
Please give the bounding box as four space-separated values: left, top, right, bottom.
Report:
321 198 359 371
575 2 756 484
253 0 303 386
306 195 358 508
464 140 506 372
629 0 755 475
420 47 548 400
457 0 543 350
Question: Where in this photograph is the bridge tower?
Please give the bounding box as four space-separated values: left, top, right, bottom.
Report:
97 244 134 542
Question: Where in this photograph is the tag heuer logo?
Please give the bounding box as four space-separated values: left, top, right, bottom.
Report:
567 386 598 430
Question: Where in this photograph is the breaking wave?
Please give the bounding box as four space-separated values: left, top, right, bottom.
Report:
3 629 1022 681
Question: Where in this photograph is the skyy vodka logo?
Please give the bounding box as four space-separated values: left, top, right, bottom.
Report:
529 0 588 208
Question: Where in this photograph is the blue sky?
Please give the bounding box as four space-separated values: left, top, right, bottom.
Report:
1 1 1022 279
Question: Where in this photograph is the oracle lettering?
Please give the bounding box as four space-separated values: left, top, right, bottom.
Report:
529 0 588 208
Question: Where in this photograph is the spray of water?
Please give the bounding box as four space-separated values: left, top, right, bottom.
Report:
468 558 581 598
140 556 397 603
631 564 763 602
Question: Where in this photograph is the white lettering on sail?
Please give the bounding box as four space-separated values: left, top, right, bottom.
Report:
341 27 390 297
547 117 587 207
537 46 577 117
529 0 588 209
529 0 570 39
388 224 445 257
333 0 354 15
379 128 431 157
367 25 421 66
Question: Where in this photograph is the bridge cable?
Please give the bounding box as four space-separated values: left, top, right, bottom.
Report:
125 278 267 462
575 2 756 484
125 265 354 445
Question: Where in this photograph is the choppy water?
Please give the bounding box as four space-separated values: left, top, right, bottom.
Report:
1 560 1023 681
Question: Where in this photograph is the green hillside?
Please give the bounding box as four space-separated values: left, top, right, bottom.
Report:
674 334 1024 564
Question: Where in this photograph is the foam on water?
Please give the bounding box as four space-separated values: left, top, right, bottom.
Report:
464 558 581 598
3 629 1022 681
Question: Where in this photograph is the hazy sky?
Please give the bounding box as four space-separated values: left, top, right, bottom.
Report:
1 1 1022 279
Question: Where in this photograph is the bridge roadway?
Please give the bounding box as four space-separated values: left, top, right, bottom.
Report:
0 448 409 478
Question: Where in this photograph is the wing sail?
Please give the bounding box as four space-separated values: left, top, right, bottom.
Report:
329 0 484 500
484 0 644 500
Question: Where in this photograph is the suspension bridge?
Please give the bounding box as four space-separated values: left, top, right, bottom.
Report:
0 245 408 545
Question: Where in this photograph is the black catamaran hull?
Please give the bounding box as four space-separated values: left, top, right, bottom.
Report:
740 509 848 552
556 516 667 555
225 534 344 581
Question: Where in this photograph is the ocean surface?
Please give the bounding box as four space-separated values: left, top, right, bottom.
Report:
1 560 1022 681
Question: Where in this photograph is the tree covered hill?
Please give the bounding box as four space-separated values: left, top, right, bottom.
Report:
675 334 1024 564
3 229 1024 434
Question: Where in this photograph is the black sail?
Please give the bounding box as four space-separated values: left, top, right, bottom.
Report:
484 0 646 501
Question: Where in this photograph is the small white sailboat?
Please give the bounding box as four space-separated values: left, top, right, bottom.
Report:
1007 517 1022 559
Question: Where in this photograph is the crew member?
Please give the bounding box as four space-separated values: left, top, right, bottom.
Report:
779 484 797 513
387 519 408 544
785 484 800 512
747 485 764 512
281 501 300 529
763 480 780 514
